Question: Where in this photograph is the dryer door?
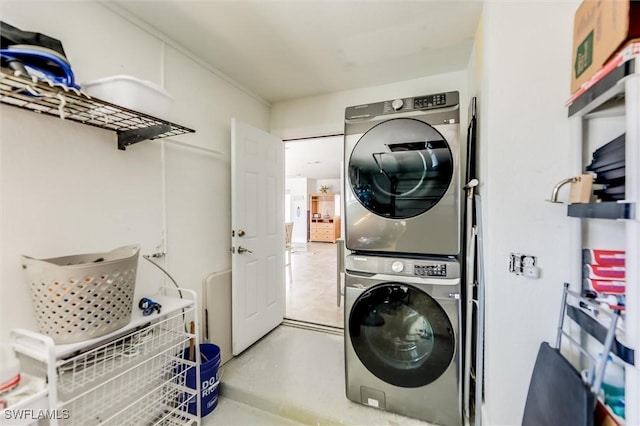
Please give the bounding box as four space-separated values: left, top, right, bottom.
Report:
348 118 453 219
348 282 455 388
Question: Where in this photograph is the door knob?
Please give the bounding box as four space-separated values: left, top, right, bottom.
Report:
238 230 246 237
237 246 253 254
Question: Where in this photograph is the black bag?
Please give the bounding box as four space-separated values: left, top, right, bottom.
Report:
1 21 67 57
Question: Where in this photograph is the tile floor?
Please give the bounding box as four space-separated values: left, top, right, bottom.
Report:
285 242 343 328
204 325 436 426
207 398 303 425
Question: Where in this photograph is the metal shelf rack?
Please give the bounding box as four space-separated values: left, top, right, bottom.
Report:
0 68 195 150
567 201 634 220
566 304 634 366
8 287 201 426
566 41 639 424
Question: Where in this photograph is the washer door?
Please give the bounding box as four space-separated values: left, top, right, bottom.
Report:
348 118 453 219
349 282 455 388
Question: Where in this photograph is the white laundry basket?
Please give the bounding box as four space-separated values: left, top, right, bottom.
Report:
21 244 140 344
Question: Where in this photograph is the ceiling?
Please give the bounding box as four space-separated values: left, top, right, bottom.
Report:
285 135 343 180
111 0 483 104
110 0 483 180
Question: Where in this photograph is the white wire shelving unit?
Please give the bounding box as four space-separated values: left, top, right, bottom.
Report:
7 287 201 426
566 42 639 425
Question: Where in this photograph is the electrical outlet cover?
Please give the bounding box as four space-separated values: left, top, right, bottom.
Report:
524 266 540 278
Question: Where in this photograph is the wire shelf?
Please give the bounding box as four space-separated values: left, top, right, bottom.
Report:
0 68 195 150
55 310 190 395
9 289 201 426
61 362 196 425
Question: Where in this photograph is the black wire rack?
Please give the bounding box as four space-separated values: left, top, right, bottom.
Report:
0 68 195 150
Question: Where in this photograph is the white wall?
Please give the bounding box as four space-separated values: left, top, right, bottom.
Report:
467 13 483 104
285 178 309 243
307 179 318 204
0 106 164 339
161 43 269 313
480 2 581 424
270 71 469 140
0 1 270 340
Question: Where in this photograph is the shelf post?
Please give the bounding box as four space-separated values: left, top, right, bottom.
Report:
624 59 640 426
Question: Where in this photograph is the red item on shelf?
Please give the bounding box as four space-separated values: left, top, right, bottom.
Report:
584 264 625 279
584 278 626 294
583 249 626 266
0 373 20 393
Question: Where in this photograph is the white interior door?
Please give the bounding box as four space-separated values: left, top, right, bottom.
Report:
231 118 285 355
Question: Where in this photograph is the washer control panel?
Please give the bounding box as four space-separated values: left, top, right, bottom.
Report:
414 264 447 277
346 254 459 279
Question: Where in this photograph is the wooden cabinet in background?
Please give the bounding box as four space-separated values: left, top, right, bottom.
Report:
309 193 341 243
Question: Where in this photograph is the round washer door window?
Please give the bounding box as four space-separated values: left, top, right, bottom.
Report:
348 118 453 219
348 283 455 388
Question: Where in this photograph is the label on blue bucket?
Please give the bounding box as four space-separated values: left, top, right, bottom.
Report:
202 376 219 397
183 343 221 418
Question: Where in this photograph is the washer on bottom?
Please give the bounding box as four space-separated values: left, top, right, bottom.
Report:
344 254 461 426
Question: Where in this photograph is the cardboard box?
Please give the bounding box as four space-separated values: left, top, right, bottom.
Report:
568 173 593 203
571 0 640 94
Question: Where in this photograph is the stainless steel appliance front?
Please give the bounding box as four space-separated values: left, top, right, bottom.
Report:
344 91 462 256
344 254 462 425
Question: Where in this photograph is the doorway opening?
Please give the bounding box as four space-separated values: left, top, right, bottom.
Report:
284 134 344 329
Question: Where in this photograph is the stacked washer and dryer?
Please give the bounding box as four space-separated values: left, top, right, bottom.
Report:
343 92 464 426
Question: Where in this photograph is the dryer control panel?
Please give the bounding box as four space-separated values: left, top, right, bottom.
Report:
414 93 448 109
344 91 460 121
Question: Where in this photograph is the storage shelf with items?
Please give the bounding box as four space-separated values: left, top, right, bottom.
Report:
566 304 634 367
567 201 634 219
0 373 49 426
309 193 341 243
0 68 195 150
566 43 639 424
8 287 201 426
554 284 632 424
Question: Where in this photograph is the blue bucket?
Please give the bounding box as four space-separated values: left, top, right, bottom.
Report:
182 343 221 417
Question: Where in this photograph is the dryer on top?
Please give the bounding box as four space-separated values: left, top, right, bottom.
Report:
344 91 463 257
